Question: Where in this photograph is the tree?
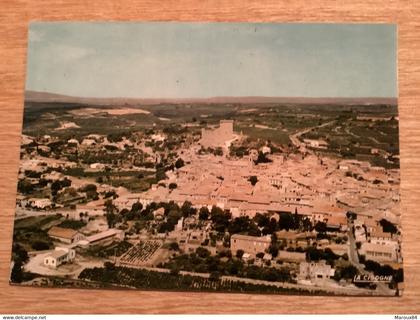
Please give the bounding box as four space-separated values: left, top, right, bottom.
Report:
131 202 143 214
12 244 28 263
86 190 99 200
18 179 34 194
31 241 50 251
169 183 178 190
181 201 195 217
301 217 313 232
262 218 278 235
335 265 358 280
268 244 279 258
175 158 185 169
105 199 117 228
199 206 210 220
169 242 179 251
119 208 129 217
133 221 144 233
248 175 258 186
268 233 279 257
80 184 97 193
379 219 398 234
254 213 270 228
315 221 327 234
248 222 262 237
306 247 322 261
167 209 182 225
196 247 211 258
256 252 265 259
228 216 251 234
364 259 381 274
104 190 117 199
10 260 23 283
254 151 272 165
236 249 244 259
278 212 295 231
213 147 223 156
51 180 63 196
210 206 231 233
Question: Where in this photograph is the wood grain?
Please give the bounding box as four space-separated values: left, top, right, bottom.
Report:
1 0 419 314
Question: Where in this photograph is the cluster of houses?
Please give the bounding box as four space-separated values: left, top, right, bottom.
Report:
353 218 402 265
111 139 399 239
15 119 402 292
229 233 335 284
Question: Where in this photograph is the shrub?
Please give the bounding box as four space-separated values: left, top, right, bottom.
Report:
31 241 50 251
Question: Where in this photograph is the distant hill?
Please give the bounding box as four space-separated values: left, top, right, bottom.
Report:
25 90 398 106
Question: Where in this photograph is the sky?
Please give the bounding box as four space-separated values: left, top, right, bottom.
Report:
26 22 397 98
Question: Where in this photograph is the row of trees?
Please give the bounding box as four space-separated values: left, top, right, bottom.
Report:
79 261 310 294
163 246 292 283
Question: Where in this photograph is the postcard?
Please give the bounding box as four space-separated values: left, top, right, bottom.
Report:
10 22 402 296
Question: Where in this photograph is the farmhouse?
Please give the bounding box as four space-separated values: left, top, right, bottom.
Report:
89 163 106 170
43 247 76 269
230 234 271 256
28 198 52 209
86 229 125 246
303 139 328 149
48 226 85 244
359 242 399 263
299 260 335 283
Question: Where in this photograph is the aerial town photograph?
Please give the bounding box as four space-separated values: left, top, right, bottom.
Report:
9 22 402 296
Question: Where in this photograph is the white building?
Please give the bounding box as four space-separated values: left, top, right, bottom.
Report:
151 133 166 142
261 146 271 154
359 242 399 263
28 198 52 209
303 139 328 149
90 163 106 170
81 138 96 146
43 247 76 269
299 260 335 284
67 138 79 145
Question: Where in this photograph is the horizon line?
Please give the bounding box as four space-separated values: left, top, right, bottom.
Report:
25 90 398 101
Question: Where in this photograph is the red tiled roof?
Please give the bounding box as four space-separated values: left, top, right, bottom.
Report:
48 226 79 240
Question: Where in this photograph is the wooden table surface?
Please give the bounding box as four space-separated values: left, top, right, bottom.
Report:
1 0 419 314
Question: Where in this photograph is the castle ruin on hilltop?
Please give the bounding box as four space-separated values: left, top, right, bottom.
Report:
199 120 235 148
